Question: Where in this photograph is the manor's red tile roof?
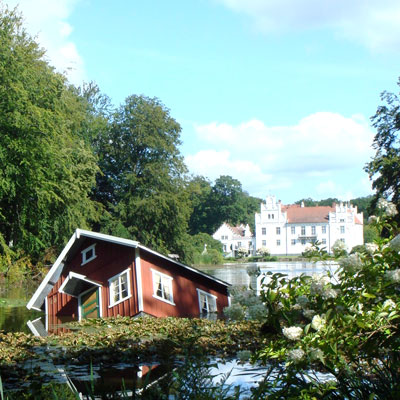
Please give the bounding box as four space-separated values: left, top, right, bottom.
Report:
282 205 334 223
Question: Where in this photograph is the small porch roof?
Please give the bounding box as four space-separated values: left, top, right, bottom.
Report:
59 271 102 298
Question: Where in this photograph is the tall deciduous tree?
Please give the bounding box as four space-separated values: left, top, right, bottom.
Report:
366 78 400 214
94 95 191 257
0 6 100 257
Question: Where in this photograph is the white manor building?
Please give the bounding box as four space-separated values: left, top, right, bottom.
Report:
212 195 364 257
212 222 255 257
255 195 364 255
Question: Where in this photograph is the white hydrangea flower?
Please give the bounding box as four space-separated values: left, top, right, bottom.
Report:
296 295 309 308
386 203 398 217
303 309 316 320
311 315 326 331
310 275 330 295
282 326 303 341
389 235 400 252
288 348 305 363
322 288 338 300
385 269 400 283
383 299 396 309
368 215 378 224
377 198 398 217
365 243 378 254
339 253 363 272
310 348 324 362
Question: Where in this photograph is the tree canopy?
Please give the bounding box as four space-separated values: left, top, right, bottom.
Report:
0 7 99 258
366 78 400 217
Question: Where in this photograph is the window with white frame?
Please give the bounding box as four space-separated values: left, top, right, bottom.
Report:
322 238 327 244
291 239 296 245
311 226 316 235
291 226 295 234
276 227 280 235
81 244 96 266
152 269 174 304
276 240 281 246
197 289 217 314
262 240 267 246
262 227 266 235
340 225 345 234
301 226 306 235
301 239 306 245
322 226 326 234
109 269 131 306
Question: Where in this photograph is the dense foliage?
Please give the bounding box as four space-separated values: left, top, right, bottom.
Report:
252 205 400 398
366 78 400 218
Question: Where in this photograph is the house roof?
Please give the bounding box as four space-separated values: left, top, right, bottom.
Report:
282 205 334 223
27 229 230 311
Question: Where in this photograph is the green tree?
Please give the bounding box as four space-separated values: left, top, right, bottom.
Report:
0 6 99 258
94 95 191 259
366 78 400 216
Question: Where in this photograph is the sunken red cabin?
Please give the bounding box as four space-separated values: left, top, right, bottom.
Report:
27 229 230 330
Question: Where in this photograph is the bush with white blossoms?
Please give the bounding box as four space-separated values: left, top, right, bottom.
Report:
253 212 400 398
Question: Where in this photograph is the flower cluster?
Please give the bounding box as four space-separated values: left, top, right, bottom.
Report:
389 234 400 252
339 253 363 273
385 269 400 283
282 326 303 341
377 198 398 217
311 314 326 331
288 348 305 363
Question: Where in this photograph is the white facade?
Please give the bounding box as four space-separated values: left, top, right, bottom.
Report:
212 223 255 257
255 195 363 255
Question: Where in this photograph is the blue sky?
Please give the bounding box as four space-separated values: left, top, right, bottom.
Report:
5 0 400 203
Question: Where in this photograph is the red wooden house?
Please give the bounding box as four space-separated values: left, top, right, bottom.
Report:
27 229 230 330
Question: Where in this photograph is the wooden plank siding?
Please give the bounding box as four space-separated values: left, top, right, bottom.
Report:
140 251 229 318
47 239 139 321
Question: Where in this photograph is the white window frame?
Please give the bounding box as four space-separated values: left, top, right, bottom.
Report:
291 239 296 245
262 227 266 235
322 226 326 234
262 240 267 246
108 268 131 307
276 227 281 235
151 269 175 306
301 226 306 235
81 244 97 266
311 226 316 235
340 225 345 234
322 238 327 244
291 226 295 235
197 288 217 314
276 240 281 246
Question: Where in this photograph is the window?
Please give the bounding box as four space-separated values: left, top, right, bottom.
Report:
81 244 96 266
268 214 271 219
109 269 131 306
291 239 296 245
322 238 326 245
152 270 174 305
340 238 345 243
301 239 306 245
301 226 306 235
291 226 295 234
237 241 242 247
223 245 227 252
311 226 316 235
340 218 345 222
262 227 266 235
322 226 326 234
276 240 281 246
276 227 281 235
272 214 274 219
221 235 228 240
197 289 217 314
262 240 267 246
340 226 345 234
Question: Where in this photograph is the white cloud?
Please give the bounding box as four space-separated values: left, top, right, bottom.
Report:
186 112 375 199
4 0 85 84
216 0 400 51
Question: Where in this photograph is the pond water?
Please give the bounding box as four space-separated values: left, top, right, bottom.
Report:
1 261 335 397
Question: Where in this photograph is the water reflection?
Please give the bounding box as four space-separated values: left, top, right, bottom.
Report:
198 261 336 288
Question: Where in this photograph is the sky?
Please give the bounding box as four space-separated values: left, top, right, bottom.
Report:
4 0 400 203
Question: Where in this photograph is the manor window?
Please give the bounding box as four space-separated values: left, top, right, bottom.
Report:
291 239 296 245
291 226 295 234
301 226 306 235
340 226 345 234
322 226 326 234
276 227 281 235
262 228 266 235
311 226 316 235
276 240 281 246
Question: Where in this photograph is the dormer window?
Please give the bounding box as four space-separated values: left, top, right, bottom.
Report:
81 244 96 266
